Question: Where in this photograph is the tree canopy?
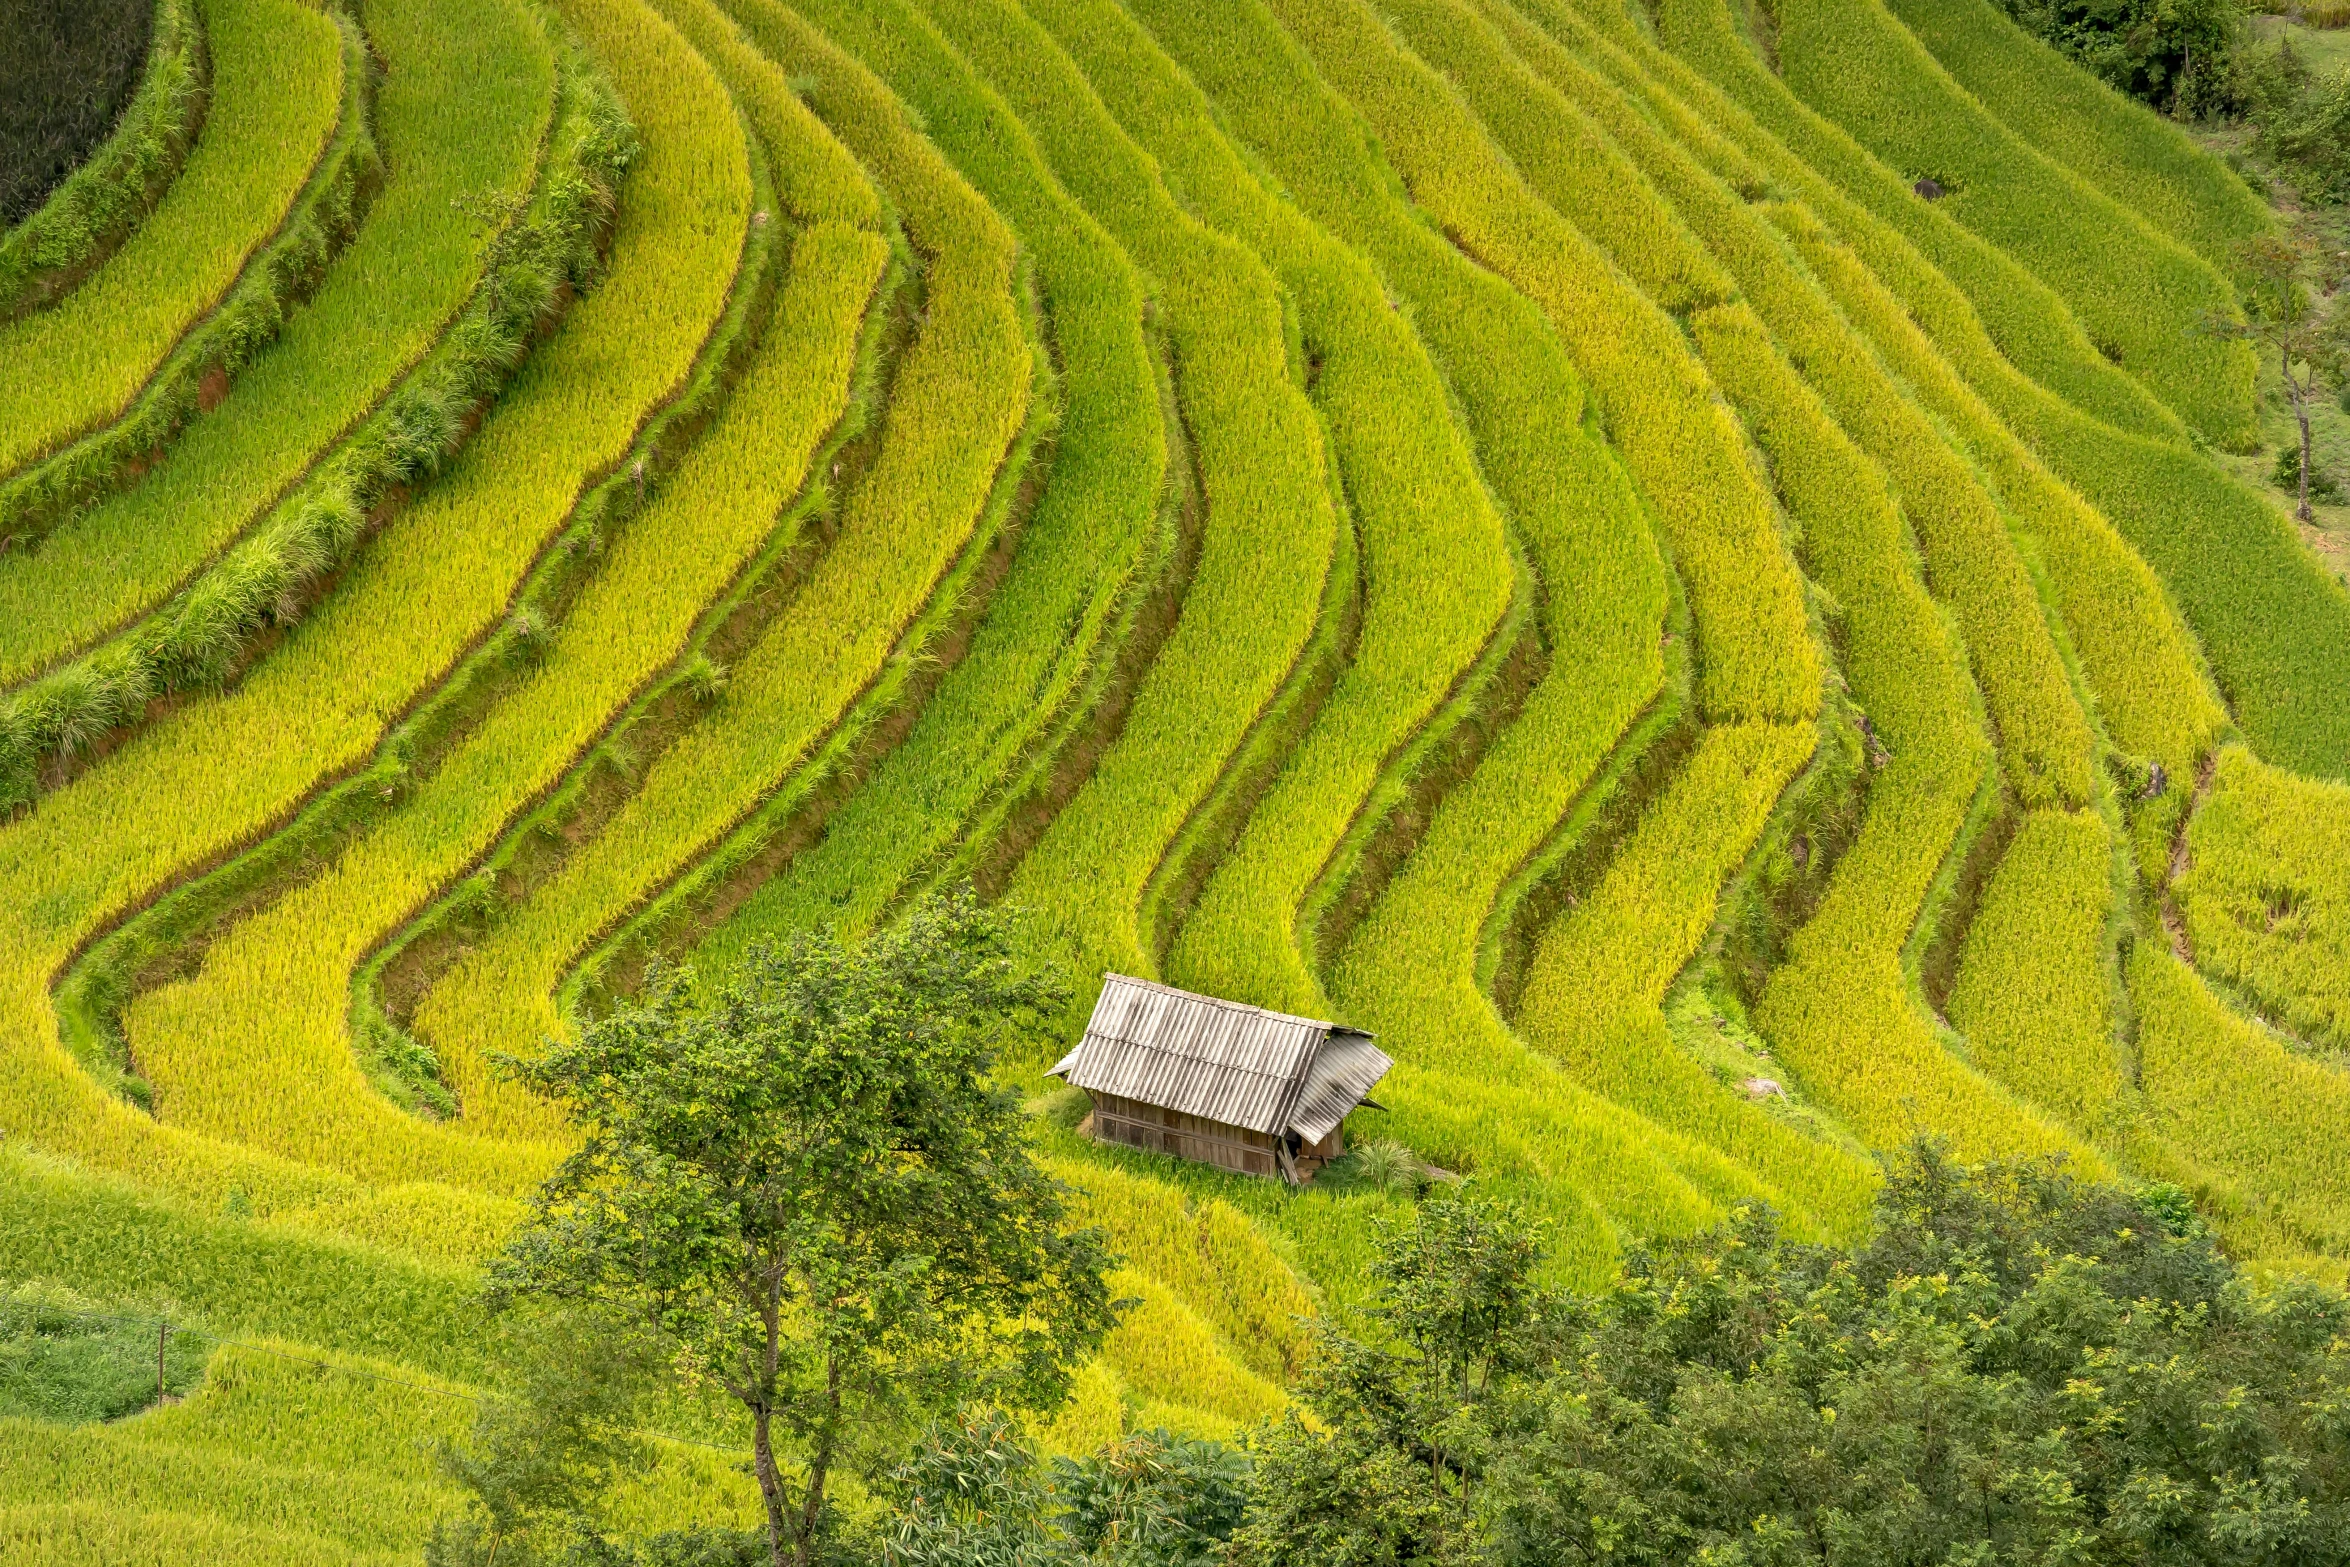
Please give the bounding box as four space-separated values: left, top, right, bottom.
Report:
482 891 1117 1567
1238 1145 2350 1566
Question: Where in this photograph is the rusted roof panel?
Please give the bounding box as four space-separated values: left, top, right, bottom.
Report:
1049 975 1390 1141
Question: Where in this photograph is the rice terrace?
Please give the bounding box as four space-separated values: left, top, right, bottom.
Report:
8 0 2350 1555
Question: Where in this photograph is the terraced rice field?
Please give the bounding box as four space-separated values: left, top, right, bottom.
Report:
8 0 2350 1545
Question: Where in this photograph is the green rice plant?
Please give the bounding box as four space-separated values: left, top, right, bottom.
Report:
1104 0 1870 1287
1003 0 1514 1020
0 0 555 686
2179 745 2350 1048
108 47 880 1187
1253 0 1821 728
2130 943 2350 1254
1100 0 1809 1281
137 1341 764 1523
408 0 1034 1138
2 0 161 220
1763 0 2260 448
0 2 381 551
0 1281 208 1422
1119 0 1899 1274
1517 300 2087 1172
890 0 1341 991
1397 0 2094 1174
0 1421 441 1550
1946 807 2128 1128
1503 0 2226 806
1100 0 1883 1281
0 0 206 321
1768 209 2227 787
645 0 881 225
1038 1172 1308 1433
0 1503 400 1566
1511 722 1915 1189
0 49 631 808
118 213 885 1191
0 1334 764 1547
0 0 750 1239
1881 0 2275 268
1629 0 2181 443
1406 0 2098 813
691 0 1165 961
1049 1158 1315 1384
1625 0 2350 781
1099 1270 1285 1431
0 0 345 480
1034 1358 1132 1456
0 1148 485 1375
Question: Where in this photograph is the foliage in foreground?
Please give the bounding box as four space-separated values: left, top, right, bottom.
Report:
1238 1145 2350 1565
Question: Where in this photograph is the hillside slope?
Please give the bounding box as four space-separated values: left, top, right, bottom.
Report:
6 0 2350 1544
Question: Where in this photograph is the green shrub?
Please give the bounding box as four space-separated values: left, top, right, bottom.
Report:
1993 0 2245 117
1894 0 2272 263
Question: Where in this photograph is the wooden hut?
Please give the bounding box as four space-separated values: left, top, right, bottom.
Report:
1050 974 1392 1184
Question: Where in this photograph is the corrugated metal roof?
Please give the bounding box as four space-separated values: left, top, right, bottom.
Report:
1287 1031 1390 1145
1050 974 1391 1140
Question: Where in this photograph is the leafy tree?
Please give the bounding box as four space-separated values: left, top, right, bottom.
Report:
424 1307 669 1567
2210 236 2347 521
1994 0 2243 116
488 891 1118 1567
1227 1187 1550 1567
1235 1145 2350 1566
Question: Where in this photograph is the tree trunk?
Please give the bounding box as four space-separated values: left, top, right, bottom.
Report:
791 1358 843 1567
2291 345 2316 523
752 1403 792 1567
2299 404 2316 523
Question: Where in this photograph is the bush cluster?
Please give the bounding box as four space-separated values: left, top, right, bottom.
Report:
1232 1147 2350 1566
1994 0 2241 116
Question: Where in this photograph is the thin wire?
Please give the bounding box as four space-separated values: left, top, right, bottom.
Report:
4 1297 752 1458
